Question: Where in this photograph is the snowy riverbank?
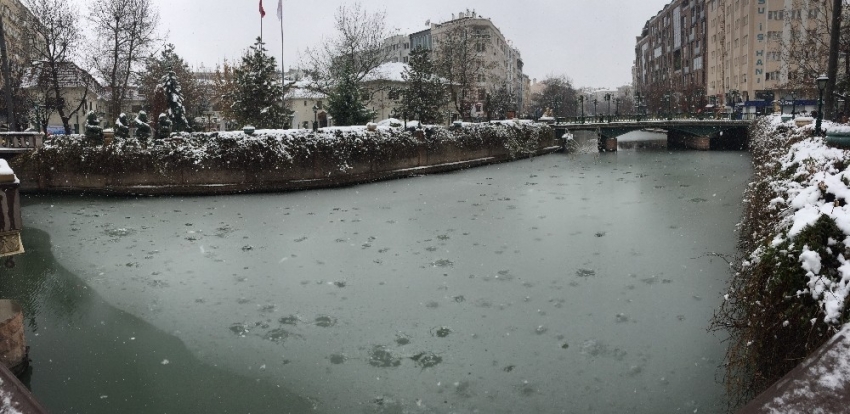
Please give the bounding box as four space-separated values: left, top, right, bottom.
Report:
10 121 557 195
714 115 850 407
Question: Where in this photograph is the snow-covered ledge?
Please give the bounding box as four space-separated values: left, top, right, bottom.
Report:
10 122 559 195
738 323 850 413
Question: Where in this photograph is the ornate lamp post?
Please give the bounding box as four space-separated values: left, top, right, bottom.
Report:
604 93 612 122
791 90 797 119
816 74 829 135
579 95 585 123
664 94 672 120
552 95 561 124
614 97 621 119
312 104 318 131
635 92 642 121
592 96 598 121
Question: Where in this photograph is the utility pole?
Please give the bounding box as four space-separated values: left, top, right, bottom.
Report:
0 17 15 131
825 0 842 120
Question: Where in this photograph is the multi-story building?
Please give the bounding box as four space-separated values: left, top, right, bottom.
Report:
705 0 826 116
430 10 526 119
380 10 529 120
382 34 411 64
633 0 708 115
0 0 36 65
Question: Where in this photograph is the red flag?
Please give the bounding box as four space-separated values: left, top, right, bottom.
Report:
259 0 266 18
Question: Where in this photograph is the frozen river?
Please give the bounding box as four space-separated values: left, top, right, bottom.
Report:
1 134 751 413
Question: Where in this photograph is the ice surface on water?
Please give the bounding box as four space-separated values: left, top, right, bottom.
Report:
24 137 751 413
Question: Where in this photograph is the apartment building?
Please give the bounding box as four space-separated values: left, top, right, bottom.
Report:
381 10 529 119
382 34 411 64
633 0 708 114
0 0 36 65
705 0 826 115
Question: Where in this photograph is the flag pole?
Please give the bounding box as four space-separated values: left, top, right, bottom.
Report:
278 0 286 128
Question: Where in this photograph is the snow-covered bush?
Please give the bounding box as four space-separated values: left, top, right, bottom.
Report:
713 115 850 406
13 122 553 178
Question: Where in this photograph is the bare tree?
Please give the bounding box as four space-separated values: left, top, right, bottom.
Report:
776 1 837 96
530 76 577 119
211 60 237 129
433 18 497 119
21 0 91 134
301 2 391 95
88 0 159 122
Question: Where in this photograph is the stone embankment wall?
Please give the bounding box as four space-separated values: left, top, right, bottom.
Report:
712 116 850 409
10 122 559 195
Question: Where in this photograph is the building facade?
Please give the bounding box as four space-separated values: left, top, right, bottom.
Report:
633 0 708 116
379 10 529 120
636 0 829 117
22 61 108 134
705 0 826 116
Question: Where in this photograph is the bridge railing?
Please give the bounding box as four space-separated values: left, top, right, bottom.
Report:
553 112 756 125
0 132 44 150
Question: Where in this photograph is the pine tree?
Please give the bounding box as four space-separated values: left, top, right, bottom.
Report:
397 47 446 123
327 62 370 126
229 37 285 129
139 44 201 124
156 69 192 132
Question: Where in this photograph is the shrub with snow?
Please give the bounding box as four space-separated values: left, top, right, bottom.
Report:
15 122 553 177
714 115 850 406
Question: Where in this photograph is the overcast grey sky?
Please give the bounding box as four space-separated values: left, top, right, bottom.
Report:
141 0 672 89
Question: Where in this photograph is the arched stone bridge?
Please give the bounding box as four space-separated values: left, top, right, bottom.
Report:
553 119 752 151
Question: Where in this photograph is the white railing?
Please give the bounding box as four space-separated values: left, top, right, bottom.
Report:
0 132 44 150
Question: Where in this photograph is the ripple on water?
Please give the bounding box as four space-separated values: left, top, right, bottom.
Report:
314 315 337 328
410 352 443 369
432 327 452 338
576 268 596 278
278 315 299 326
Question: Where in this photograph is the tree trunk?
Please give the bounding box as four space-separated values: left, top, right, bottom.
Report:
825 0 842 120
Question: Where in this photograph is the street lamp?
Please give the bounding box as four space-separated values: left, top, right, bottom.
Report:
312 104 318 131
664 94 672 120
791 90 797 119
604 93 612 122
592 96 598 121
579 95 585 123
635 92 642 121
614 97 621 119
816 74 829 135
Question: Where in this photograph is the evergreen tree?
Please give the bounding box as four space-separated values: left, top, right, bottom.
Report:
156 69 192 132
327 62 370 126
397 47 446 123
229 37 285 129
138 44 200 122
488 85 515 120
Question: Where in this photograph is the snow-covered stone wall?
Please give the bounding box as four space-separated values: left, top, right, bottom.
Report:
11 121 557 195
